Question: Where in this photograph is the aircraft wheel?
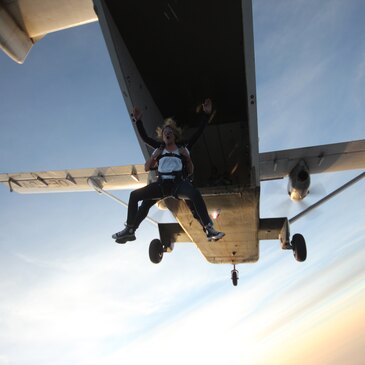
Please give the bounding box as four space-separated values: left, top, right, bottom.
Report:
231 267 239 286
292 233 307 262
149 239 164 264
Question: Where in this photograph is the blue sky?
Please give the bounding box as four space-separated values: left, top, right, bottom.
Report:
0 1 364 364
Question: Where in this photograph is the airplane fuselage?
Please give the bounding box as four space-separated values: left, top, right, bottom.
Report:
95 0 262 263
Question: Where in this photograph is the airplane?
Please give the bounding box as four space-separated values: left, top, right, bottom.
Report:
1 0 365 286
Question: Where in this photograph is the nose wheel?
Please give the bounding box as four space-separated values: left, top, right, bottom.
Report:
231 265 239 286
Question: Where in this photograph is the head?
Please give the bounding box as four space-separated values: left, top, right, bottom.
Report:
156 118 182 145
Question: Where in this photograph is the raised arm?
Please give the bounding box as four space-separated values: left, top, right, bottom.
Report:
132 107 161 149
185 98 214 150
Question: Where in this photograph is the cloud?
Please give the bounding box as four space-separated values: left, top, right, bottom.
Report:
254 0 365 150
1 2 365 365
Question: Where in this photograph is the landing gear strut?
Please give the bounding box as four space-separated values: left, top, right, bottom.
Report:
231 265 239 286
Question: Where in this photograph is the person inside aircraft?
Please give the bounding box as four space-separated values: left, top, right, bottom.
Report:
112 110 225 243
131 99 214 231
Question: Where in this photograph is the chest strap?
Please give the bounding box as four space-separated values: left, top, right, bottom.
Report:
157 152 183 161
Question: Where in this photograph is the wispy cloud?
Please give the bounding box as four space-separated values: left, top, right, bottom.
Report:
254 0 365 150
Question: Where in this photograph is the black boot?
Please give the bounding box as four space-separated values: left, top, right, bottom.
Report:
112 225 136 244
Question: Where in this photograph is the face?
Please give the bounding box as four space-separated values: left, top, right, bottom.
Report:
162 127 175 144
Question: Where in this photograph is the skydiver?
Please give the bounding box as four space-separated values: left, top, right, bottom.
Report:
112 106 225 243
130 99 214 232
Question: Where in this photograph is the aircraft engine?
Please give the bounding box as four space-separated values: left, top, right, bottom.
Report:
287 161 310 201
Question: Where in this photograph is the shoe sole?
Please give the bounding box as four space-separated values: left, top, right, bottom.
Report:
112 231 134 239
115 236 136 244
208 232 225 242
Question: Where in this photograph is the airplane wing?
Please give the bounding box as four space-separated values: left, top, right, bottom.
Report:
0 0 97 63
0 164 149 194
259 139 365 180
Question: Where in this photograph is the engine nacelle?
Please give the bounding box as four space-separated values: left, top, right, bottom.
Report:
288 161 310 201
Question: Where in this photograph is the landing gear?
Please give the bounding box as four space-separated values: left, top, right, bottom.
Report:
282 232 307 262
231 265 239 286
279 222 307 262
291 233 307 262
149 239 164 264
148 238 174 264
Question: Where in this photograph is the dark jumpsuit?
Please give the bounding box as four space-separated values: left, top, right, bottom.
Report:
131 113 211 229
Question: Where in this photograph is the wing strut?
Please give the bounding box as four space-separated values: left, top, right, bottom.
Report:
289 171 365 224
87 177 158 227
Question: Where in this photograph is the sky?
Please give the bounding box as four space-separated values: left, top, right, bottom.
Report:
0 0 364 364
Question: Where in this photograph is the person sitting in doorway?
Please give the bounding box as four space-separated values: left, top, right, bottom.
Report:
112 110 224 243
130 99 214 232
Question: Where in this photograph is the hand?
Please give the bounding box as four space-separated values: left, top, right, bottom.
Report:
202 98 212 114
131 107 143 122
152 146 163 159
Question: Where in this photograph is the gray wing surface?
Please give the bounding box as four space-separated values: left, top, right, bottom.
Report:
0 165 148 194
260 139 365 181
1 0 97 63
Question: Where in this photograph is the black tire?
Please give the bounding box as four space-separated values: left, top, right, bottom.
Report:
149 239 164 264
231 270 238 286
292 233 307 262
